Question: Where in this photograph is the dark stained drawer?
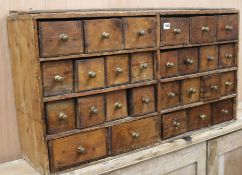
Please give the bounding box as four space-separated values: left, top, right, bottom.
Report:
181 78 200 105
219 44 236 68
221 71 236 96
199 45 218 72
160 50 179 78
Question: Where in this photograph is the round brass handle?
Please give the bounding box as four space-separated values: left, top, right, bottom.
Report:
199 114 207 120
225 81 233 86
202 26 210 32
173 28 182 34
225 25 233 31
131 131 140 139
225 53 233 59
77 146 86 154
137 30 146 36
59 33 69 41
210 85 219 91
115 67 123 74
54 75 64 82
184 58 194 65
173 120 180 128
58 112 68 121
140 63 148 70
114 102 122 109
101 32 110 39
168 92 176 98
88 71 96 78
142 97 150 104
222 109 229 114
89 106 98 115
207 56 215 61
189 88 197 95
166 62 175 68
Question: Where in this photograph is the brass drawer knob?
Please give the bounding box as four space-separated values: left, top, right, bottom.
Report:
207 56 215 61
59 33 69 41
58 112 68 121
199 114 207 120
173 28 182 34
114 102 122 109
222 109 229 114
189 88 197 95
225 53 233 59
54 75 64 82
210 85 219 91
77 146 86 154
184 58 194 65
101 32 110 39
142 97 150 104
89 106 98 115
131 131 140 139
137 30 146 36
225 81 233 86
166 62 175 68
225 25 233 31
88 71 96 78
140 63 148 70
173 120 180 128
115 67 123 74
202 26 210 32
168 92 176 98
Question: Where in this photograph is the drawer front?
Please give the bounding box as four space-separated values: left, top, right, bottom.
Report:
111 116 159 155
161 17 189 46
201 74 221 101
130 85 155 116
106 54 129 86
46 99 76 135
187 104 211 131
38 21 84 57
212 99 234 124
75 58 105 91
219 44 236 68
179 48 198 75
191 16 217 44
221 71 236 96
181 78 200 105
123 17 156 49
160 50 179 78
84 18 123 53
162 110 188 139
106 90 128 121
130 52 154 83
199 45 218 72
217 15 238 41
50 128 107 171
42 61 73 96
78 94 105 128
160 81 180 110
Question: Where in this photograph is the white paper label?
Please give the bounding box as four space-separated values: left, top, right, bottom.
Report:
163 23 171 30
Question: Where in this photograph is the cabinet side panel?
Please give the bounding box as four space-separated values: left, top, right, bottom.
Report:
7 18 49 174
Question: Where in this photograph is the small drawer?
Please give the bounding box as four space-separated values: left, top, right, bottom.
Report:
38 20 84 57
221 71 236 96
106 54 129 86
130 52 154 83
199 45 218 72
179 48 198 75
111 116 159 155
49 128 107 171
187 104 211 131
181 78 200 105
84 18 123 53
161 17 189 46
42 61 73 96
191 16 217 44
78 94 105 128
162 110 188 139
45 99 76 135
160 81 180 110
201 74 221 101
123 17 156 49
219 44 236 68
106 90 128 121
130 85 155 116
212 99 234 124
217 15 238 41
160 50 179 78
75 58 105 91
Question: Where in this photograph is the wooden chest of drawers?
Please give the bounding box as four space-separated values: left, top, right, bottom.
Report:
7 8 239 174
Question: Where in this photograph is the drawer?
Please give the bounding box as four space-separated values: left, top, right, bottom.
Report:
221 71 236 96
130 52 154 83
106 54 129 86
187 104 211 131
123 17 156 49
161 17 189 46
212 99 234 124
201 74 221 101
219 44 236 68
181 78 200 104
49 128 107 171
106 90 128 121
38 20 84 57
160 81 180 110
84 18 123 53
111 116 159 155
75 58 105 91
42 61 73 96
179 48 198 75
45 99 76 135
78 94 105 128
160 50 179 78
199 45 218 72
130 85 155 116
217 15 238 41
191 16 217 44
162 110 187 139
